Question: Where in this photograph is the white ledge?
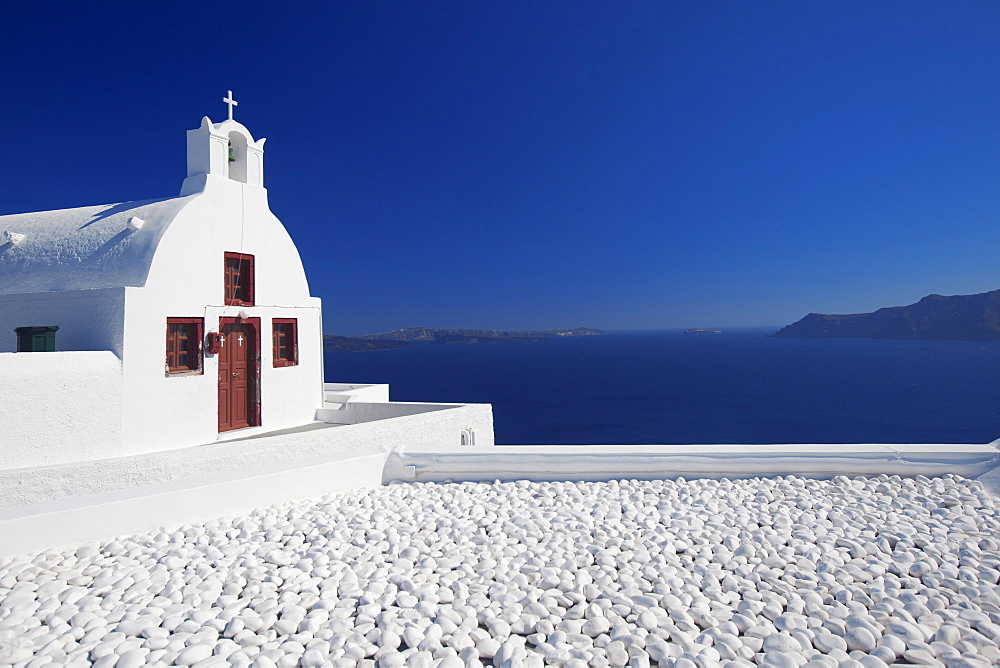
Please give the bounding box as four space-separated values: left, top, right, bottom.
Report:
386 442 1000 487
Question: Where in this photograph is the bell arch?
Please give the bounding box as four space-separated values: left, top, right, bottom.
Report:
227 131 249 184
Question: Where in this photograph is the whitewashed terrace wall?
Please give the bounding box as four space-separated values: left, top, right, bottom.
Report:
0 402 494 555
0 449 389 557
317 401 487 426
0 402 494 509
384 442 1000 485
0 351 123 470
324 383 390 404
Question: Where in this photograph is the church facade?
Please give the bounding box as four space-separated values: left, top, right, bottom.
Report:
0 108 324 468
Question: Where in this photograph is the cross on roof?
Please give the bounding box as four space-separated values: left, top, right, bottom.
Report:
223 90 238 121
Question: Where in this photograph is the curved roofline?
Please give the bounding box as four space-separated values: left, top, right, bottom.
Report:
0 195 195 294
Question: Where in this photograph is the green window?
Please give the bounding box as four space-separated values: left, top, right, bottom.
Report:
15 326 59 352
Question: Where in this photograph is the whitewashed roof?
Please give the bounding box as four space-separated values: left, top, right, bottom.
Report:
0 195 193 294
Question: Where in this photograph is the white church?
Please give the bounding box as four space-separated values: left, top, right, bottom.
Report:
0 94 492 474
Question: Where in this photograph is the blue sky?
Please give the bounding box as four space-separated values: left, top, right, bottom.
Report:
2 2 997 335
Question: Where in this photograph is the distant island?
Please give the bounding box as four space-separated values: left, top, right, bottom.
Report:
684 328 722 335
773 289 1000 341
322 335 418 352
325 327 607 351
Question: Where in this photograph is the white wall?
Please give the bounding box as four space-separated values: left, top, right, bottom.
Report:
0 351 123 470
317 401 488 426
0 403 493 510
0 401 494 553
0 288 125 355
384 442 1000 484
0 448 389 557
119 178 324 455
324 383 391 403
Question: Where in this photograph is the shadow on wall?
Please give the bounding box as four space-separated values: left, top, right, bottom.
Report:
78 198 174 229
82 230 134 266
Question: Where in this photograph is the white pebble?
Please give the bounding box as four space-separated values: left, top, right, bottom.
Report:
844 627 877 652
0 474 995 668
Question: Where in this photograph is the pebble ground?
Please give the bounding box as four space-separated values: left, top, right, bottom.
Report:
1 474 998 667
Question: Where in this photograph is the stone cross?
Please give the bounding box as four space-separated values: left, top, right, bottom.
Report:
223 90 238 121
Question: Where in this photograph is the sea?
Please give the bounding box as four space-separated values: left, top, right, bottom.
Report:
324 329 1000 446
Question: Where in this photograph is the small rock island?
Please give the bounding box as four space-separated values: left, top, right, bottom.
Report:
773 289 1000 341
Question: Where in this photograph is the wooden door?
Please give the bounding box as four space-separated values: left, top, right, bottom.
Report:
218 319 259 431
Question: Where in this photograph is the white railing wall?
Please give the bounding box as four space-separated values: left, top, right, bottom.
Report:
0 351 123 471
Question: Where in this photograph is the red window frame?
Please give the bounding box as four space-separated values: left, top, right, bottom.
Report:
166 318 204 374
272 318 298 367
224 252 255 306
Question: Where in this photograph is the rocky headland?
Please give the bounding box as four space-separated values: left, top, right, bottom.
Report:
774 289 1000 341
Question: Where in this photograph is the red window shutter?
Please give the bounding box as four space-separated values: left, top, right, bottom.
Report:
272 319 298 367
166 318 204 374
224 252 255 306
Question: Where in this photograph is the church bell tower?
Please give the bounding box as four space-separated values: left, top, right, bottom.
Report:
181 91 266 195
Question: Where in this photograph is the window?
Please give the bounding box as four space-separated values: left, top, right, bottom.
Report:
14 326 59 352
166 318 204 374
272 318 298 367
224 252 255 306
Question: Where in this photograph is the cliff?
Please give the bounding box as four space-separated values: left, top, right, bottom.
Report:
773 290 1000 341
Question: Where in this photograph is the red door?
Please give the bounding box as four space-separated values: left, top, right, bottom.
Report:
218 318 259 431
